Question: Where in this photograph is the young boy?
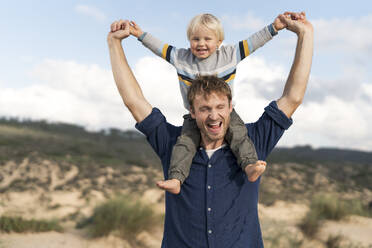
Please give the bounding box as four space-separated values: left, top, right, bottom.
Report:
129 13 287 194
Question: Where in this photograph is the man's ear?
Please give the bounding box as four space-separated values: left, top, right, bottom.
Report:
190 106 196 119
229 100 233 112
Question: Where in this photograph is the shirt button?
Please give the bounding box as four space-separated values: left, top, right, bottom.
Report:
208 164 212 168
208 208 211 212
207 185 211 190
208 230 212 234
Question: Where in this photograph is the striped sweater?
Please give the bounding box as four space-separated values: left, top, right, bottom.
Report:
139 24 277 109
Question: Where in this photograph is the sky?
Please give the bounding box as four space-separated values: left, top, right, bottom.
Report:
0 1 371 151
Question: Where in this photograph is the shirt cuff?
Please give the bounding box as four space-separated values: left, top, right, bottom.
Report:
137 32 147 42
264 101 293 130
135 107 165 136
268 24 278 37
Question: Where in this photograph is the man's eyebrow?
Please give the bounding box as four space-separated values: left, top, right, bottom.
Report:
199 106 210 110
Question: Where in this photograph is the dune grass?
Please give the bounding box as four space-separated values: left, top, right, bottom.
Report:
0 216 63 233
77 194 161 239
298 194 372 238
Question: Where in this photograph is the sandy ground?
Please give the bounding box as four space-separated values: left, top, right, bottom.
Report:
259 201 372 247
320 215 372 246
1 231 132 248
0 159 371 247
0 225 163 248
1 201 371 248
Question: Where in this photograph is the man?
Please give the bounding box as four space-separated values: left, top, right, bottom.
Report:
107 11 313 248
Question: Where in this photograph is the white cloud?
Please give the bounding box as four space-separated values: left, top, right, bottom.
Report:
133 57 185 125
232 56 372 151
278 15 372 60
1 55 371 151
313 15 372 54
282 95 372 151
222 12 266 31
361 83 372 101
0 59 132 130
75 4 106 21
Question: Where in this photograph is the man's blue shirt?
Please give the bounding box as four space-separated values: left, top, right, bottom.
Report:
135 101 292 248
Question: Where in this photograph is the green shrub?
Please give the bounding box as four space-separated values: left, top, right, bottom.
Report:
298 210 321 238
0 216 63 233
310 194 348 221
77 194 160 238
263 230 303 248
325 234 343 248
299 194 372 238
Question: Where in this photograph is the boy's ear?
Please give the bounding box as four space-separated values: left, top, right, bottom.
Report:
217 40 222 47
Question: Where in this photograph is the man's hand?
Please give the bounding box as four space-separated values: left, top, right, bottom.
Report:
129 21 144 38
276 11 313 118
279 12 313 36
107 19 152 123
107 19 131 42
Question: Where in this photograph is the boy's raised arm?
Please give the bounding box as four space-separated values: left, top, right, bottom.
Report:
130 20 177 65
276 12 314 118
237 17 286 62
107 19 152 123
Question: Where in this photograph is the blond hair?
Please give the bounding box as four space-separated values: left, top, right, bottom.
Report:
187 13 224 41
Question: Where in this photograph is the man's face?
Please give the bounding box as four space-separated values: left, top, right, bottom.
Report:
190 92 232 146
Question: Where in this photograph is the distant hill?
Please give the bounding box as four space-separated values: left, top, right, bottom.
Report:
0 117 161 168
0 118 371 205
269 145 372 165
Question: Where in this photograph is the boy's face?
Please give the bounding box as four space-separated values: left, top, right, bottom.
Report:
189 26 222 59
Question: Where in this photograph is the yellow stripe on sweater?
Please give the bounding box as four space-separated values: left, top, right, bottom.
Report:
178 76 192 86
243 40 250 57
162 44 169 59
225 73 235 83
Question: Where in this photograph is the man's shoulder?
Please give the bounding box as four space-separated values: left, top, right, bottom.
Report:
245 101 292 130
135 107 181 138
244 101 293 159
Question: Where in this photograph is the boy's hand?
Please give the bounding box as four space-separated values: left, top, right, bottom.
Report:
129 21 144 38
279 12 313 36
273 11 306 31
108 19 131 41
273 14 288 31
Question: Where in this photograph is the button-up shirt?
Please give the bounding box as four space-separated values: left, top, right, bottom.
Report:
135 101 292 248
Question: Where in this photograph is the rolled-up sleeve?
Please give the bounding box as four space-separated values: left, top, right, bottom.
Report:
135 108 180 175
247 101 293 160
135 108 166 137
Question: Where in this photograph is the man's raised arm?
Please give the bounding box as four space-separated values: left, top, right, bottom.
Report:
107 19 152 123
276 12 314 118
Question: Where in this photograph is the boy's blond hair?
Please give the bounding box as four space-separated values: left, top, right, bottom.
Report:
187 13 224 41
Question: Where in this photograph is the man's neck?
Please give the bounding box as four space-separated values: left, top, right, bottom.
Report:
202 139 225 150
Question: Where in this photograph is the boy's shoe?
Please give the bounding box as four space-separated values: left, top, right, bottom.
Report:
156 179 181 194
244 160 267 182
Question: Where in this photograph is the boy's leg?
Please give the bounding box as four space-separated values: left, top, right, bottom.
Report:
157 114 200 194
226 109 258 166
225 109 266 182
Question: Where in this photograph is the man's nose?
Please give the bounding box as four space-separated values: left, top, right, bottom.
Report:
208 109 218 120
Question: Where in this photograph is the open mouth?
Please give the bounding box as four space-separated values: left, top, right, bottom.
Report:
206 121 222 133
197 48 208 53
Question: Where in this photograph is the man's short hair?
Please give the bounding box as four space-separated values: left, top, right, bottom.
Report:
187 13 224 41
187 75 232 110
